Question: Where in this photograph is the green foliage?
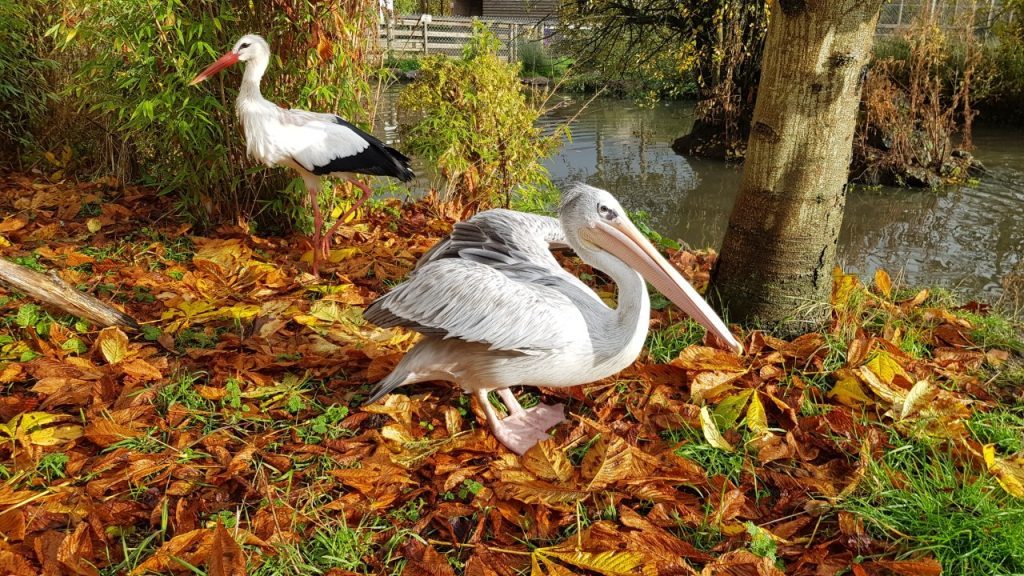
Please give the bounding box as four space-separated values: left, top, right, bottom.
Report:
36 452 69 481
645 319 706 363
844 438 1024 575
0 0 53 161
957 310 1024 353
663 425 746 485
557 0 763 109
250 518 377 576
987 0 1024 118
42 0 376 228
518 40 572 78
399 23 562 206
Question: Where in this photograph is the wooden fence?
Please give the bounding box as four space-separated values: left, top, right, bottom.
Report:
379 15 546 62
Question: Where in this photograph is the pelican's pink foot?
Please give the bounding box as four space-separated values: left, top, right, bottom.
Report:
491 403 566 455
476 389 566 455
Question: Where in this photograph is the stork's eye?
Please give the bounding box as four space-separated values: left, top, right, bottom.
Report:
239 42 251 50
598 204 617 220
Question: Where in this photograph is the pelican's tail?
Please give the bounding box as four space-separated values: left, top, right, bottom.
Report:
363 365 414 406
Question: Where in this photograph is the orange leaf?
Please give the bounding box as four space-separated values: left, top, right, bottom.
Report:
96 326 129 364
208 521 245 576
873 269 893 298
867 559 942 576
672 346 745 372
522 439 574 483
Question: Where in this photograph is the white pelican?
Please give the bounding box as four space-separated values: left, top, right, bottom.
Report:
364 184 743 455
189 34 414 274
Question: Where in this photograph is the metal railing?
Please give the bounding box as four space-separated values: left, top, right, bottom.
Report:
876 0 1014 36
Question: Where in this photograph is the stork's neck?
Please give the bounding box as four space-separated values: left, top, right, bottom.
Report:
237 56 269 103
578 245 651 367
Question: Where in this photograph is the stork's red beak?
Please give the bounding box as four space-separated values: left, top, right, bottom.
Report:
189 52 239 86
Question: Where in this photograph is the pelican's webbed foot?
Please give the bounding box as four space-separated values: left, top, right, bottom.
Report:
476 389 566 455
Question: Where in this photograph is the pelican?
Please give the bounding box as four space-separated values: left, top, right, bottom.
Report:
364 184 743 454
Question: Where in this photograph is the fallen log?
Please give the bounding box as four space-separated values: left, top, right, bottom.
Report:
0 258 139 330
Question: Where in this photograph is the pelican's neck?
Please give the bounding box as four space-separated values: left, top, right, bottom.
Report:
577 244 651 361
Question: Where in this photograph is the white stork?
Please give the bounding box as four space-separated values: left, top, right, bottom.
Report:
363 184 743 455
189 34 414 274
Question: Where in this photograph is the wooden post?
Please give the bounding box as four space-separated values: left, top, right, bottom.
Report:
387 18 394 54
0 259 139 330
510 23 517 63
422 18 429 55
986 0 996 38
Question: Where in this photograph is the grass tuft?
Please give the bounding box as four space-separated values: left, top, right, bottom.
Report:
843 436 1024 574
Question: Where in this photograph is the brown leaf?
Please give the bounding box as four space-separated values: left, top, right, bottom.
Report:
96 326 129 365
866 559 942 576
699 549 784 576
522 439 574 483
581 434 652 488
402 540 457 576
130 528 212 576
119 358 164 381
0 509 27 541
0 550 38 576
873 269 893 298
57 522 98 576
83 418 142 447
672 346 745 372
208 521 245 576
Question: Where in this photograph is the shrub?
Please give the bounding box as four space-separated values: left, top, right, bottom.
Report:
44 0 376 230
0 0 53 163
517 39 571 78
399 23 563 207
854 7 989 186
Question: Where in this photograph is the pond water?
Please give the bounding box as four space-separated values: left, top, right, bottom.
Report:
378 94 1024 301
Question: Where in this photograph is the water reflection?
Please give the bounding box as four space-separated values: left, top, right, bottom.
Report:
376 92 1024 300
539 97 1023 300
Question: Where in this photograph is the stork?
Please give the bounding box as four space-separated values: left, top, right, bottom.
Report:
189 34 414 274
363 184 743 454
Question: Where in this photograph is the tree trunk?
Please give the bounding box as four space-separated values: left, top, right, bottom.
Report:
711 0 884 333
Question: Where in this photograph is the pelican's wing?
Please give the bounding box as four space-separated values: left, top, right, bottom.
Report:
415 209 566 272
364 258 581 352
277 108 414 181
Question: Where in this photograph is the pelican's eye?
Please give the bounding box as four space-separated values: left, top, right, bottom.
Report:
597 204 617 221
239 42 251 50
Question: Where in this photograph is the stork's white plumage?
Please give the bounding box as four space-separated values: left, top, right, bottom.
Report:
190 34 414 274
363 184 743 454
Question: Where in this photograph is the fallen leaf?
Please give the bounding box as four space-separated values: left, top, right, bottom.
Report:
523 439 574 483
700 405 734 452
96 326 129 364
984 444 1024 498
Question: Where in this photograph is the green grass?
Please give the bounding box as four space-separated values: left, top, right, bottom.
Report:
957 310 1024 353
843 436 1024 575
662 425 746 485
36 452 69 481
646 319 706 364
156 371 213 418
968 407 1024 454
249 517 384 576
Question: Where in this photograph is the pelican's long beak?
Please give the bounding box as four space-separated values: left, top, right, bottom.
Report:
583 219 744 354
189 52 239 86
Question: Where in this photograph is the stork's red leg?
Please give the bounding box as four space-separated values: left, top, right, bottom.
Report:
321 178 373 257
307 181 323 276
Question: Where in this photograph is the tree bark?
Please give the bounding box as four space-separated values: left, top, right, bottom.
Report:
711 0 884 332
0 259 139 330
